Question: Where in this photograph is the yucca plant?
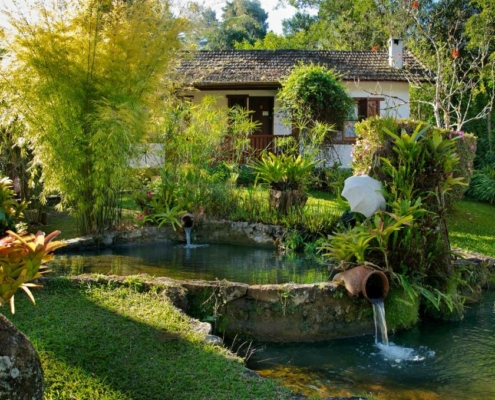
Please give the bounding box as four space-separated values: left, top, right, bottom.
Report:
0 230 65 313
252 152 319 191
252 152 320 214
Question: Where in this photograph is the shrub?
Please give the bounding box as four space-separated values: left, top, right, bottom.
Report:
277 63 355 131
0 177 27 236
467 166 495 204
352 117 476 204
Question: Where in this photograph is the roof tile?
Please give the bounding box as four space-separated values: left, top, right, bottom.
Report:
177 50 430 87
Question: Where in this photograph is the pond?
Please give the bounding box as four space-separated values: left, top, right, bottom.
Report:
247 290 495 400
52 242 330 285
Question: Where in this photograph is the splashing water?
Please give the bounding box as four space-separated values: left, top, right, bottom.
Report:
372 300 389 345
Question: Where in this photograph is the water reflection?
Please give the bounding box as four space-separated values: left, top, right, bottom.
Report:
52 242 330 285
247 291 495 399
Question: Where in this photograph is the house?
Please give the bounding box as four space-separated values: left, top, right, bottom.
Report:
177 38 430 167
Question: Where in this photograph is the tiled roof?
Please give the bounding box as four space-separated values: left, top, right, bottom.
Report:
177 50 430 88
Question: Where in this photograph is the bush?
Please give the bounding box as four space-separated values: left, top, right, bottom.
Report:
467 166 495 204
277 63 354 131
352 117 476 204
0 177 27 236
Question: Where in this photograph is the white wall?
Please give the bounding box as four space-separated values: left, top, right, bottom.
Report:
331 80 410 167
344 81 410 119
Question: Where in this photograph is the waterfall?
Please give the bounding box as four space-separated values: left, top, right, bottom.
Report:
184 227 192 247
372 300 389 345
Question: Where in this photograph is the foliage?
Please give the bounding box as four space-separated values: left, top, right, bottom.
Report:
325 117 477 318
0 177 27 236
277 63 354 132
353 118 476 204
384 286 420 331
208 0 269 49
467 166 495 205
0 230 65 313
252 152 319 192
316 164 353 196
1 0 184 235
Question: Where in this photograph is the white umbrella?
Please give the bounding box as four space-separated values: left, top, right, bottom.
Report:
341 175 386 218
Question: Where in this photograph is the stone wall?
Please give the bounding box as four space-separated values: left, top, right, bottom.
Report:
182 280 374 342
58 223 384 342
60 220 287 250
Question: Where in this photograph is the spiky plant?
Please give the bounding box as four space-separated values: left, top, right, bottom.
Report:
0 230 65 313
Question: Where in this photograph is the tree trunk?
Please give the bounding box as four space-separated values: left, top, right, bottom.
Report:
269 189 308 215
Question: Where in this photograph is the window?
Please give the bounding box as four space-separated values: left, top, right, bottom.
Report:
334 98 382 143
227 95 248 109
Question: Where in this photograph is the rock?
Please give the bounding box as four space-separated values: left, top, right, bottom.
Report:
203 335 223 346
0 314 43 400
192 321 212 335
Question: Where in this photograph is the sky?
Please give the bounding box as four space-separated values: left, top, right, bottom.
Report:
0 1 305 34
199 0 299 35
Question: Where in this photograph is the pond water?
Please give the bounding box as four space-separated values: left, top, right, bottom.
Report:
247 290 495 400
52 242 329 285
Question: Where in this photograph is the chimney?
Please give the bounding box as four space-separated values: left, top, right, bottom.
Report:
388 38 403 69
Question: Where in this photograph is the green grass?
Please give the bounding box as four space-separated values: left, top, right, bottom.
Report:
41 211 79 240
447 198 495 258
8 278 292 400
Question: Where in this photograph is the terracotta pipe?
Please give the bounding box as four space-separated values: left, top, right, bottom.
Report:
333 266 389 303
180 213 194 228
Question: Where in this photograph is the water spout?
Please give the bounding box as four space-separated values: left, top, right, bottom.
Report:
333 266 390 345
184 226 192 247
332 266 389 303
180 213 195 247
372 300 389 345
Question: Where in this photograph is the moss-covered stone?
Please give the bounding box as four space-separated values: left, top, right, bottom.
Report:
384 286 420 331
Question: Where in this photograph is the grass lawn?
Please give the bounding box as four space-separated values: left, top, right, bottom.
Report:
447 198 495 258
8 278 292 400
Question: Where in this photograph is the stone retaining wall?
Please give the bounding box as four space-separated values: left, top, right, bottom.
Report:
182 280 374 342
60 219 287 250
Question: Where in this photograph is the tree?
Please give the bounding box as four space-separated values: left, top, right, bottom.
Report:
285 0 408 50
1 0 184 234
405 0 495 131
177 2 220 49
211 0 269 49
286 0 495 133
